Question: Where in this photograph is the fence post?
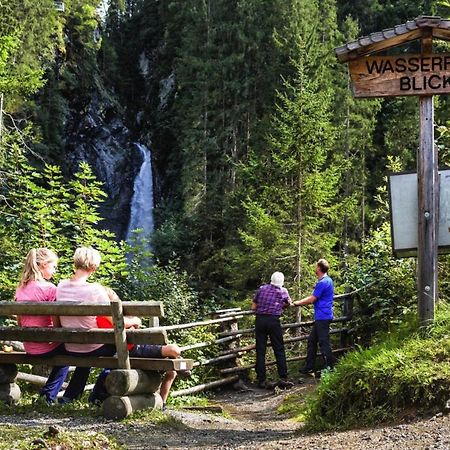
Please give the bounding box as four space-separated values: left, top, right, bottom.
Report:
210 309 242 379
339 290 354 349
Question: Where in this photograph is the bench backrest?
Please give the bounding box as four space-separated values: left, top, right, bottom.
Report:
0 301 164 317
0 300 166 370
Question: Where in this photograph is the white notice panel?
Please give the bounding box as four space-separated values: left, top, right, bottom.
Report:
389 170 450 257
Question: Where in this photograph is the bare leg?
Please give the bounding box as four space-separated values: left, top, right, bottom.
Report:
159 370 177 403
159 344 181 405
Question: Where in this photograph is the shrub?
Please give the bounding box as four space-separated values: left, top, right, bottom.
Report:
343 222 416 344
297 302 450 430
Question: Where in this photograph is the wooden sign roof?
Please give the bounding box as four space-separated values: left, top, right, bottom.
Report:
335 16 450 63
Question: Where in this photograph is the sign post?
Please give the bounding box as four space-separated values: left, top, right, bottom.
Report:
334 16 450 325
417 36 438 325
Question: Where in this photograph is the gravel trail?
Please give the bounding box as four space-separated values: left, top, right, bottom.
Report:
0 380 448 449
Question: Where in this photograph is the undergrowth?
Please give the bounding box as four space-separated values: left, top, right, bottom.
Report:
0 425 123 449
292 302 450 431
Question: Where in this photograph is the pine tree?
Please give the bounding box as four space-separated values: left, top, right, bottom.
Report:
332 16 382 259
235 48 342 299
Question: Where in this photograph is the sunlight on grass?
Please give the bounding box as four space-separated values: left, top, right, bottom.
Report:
283 303 450 431
0 425 123 449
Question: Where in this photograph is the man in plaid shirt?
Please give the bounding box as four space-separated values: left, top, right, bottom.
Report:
251 272 293 389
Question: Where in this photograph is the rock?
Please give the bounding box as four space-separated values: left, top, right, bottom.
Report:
444 399 450 414
31 438 50 449
43 425 62 438
232 379 250 391
0 382 20 404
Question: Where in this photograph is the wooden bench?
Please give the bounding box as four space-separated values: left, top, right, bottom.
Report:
0 300 193 419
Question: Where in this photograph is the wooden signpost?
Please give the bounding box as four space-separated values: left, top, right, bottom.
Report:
335 16 450 326
349 54 450 97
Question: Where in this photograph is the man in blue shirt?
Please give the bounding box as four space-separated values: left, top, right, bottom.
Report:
293 259 334 373
252 271 293 389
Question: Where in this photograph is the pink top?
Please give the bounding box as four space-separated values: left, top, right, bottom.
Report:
56 279 110 353
15 280 59 355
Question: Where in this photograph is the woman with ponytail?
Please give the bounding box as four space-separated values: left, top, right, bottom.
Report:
15 248 69 404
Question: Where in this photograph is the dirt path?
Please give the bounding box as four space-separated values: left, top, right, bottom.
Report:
0 380 449 449
111 380 450 450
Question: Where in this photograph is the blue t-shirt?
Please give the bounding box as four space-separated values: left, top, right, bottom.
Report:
312 275 334 320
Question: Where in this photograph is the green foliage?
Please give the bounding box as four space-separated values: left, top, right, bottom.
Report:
0 0 61 106
232 43 343 296
117 236 199 325
117 244 219 390
172 326 219 391
60 0 104 93
332 16 382 257
294 302 450 430
0 129 126 298
344 222 416 342
337 0 437 35
0 35 44 98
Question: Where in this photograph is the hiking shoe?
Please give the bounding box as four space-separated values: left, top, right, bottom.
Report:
257 381 267 389
277 379 294 389
57 396 73 405
299 367 314 374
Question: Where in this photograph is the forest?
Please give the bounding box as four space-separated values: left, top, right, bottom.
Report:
1 0 450 340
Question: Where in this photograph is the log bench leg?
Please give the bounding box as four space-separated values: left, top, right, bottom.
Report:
0 364 20 404
102 369 163 420
105 369 162 396
102 393 163 420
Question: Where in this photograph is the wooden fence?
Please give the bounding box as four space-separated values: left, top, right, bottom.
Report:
168 285 370 397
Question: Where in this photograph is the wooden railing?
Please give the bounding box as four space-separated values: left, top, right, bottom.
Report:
168 285 372 397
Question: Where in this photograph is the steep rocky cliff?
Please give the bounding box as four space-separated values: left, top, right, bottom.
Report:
63 92 143 240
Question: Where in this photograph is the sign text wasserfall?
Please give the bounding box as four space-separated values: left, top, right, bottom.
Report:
349 54 450 97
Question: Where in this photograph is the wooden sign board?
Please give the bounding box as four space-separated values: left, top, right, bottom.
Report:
389 170 450 257
349 54 450 98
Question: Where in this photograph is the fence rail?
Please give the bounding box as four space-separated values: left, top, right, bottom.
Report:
168 284 372 397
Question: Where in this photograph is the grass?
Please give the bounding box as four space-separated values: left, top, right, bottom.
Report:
0 425 123 449
284 302 450 431
0 395 96 418
0 388 217 448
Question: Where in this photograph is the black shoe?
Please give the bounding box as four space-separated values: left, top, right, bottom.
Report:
277 379 294 389
299 367 314 374
57 396 73 405
257 381 267 389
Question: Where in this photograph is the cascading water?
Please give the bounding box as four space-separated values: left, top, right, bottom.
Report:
126 143 154 253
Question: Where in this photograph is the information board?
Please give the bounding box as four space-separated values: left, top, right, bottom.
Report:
389 170 450 257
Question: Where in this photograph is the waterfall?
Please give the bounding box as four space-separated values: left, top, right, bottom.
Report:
126 143 154 252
